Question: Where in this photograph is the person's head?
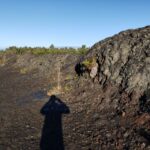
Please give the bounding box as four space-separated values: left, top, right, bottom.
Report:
49 95 56 102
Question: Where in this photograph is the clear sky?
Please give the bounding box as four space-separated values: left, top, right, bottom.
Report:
0 0 150 48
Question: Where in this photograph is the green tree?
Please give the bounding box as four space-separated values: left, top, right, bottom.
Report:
81 44 86 49
49 44 55 49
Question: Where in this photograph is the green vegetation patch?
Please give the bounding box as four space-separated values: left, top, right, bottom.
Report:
82 57 97 68
4 45 89 55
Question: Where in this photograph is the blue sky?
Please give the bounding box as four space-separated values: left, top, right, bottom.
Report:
0 0 150 48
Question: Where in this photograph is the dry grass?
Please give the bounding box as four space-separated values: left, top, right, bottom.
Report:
47 86 63 96
20 68 29 74
0 56 6 66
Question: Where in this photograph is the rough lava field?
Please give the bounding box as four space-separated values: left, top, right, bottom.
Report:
0 26 150 150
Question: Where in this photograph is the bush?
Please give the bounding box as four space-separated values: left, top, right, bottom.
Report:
82 57 97 68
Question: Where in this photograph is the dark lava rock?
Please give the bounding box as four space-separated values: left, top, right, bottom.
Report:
83 26 150 93
71 26 150 149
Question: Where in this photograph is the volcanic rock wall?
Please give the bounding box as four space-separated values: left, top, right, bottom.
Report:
83 26 150 94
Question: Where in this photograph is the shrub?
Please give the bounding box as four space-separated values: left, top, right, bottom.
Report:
82 57 97 69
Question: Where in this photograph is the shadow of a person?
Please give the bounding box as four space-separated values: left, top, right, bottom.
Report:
40 95 70 150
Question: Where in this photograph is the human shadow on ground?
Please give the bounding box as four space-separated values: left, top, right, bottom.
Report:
40 95 70 150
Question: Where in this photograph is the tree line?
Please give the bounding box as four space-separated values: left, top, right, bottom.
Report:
3 44 89 55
